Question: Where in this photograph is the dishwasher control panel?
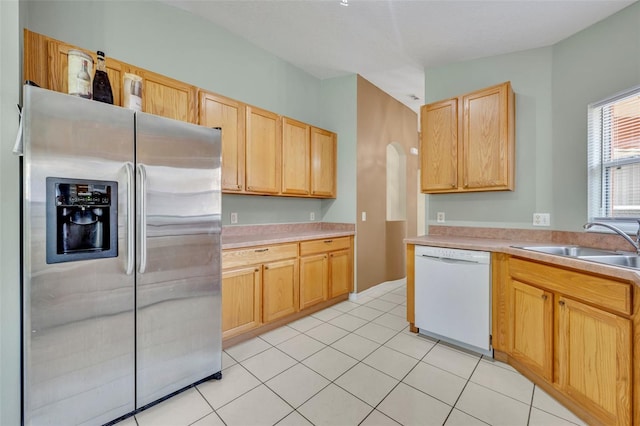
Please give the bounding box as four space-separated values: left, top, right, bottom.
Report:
415 245 490 264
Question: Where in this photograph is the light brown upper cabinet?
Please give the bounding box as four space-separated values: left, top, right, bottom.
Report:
421 81 515 193
199 91 246 192
245 106 281 194
47 39 124 107
281 117 311 196
310 127 337 198
128 68 197 123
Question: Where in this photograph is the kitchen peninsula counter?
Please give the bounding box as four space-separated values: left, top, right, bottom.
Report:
406 227 640 283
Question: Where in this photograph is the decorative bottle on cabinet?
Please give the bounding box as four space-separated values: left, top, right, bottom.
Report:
92 51 113 104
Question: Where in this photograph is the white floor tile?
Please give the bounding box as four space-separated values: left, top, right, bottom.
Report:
276 333 326 361
352 295 376 305
362 346 419 380
266 363 330 408
422 343 480 379
328 313 368 332
388 304 407 318
365 298 399 312
335 363 399 406
135 388 212 426
216 384 292 426
372 312 410 331
288 315 324 332
198 364 260 409
305 322 349 345
275 410 313 425
349 305 385 321
298 383 372 426
455 382 530 426
378 293 406 305
311 307 343 322
360 409 402 426
403 362 467 405
241 347 297 382
377 382 451 426
332 300 360 312
191 412 226 426
444 409 488 425
532 386 587 425
354 322 398 344
470 360 534 404
529 407 583 426
331 333 380 360
225 336 271 362
302 346 358 381
260 326 300 346
222 351 237 369
480 355 520 373
115 416 137 426
391 287 407 297
383 332 435 359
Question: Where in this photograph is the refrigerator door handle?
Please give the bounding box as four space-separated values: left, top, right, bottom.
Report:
137 163 148 274
125 162 135 275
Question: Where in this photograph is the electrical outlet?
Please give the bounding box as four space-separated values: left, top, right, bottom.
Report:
533 213 550 227
230 212 238 224
310 212 315 221
436 212 445 223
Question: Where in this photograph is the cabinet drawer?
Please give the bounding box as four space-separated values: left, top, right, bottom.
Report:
300 236 350 256
223 243 298 269
509 258 632 316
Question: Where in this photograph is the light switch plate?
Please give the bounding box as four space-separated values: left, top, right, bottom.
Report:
361 211 367 222
310 212 315 221
230 212 238 224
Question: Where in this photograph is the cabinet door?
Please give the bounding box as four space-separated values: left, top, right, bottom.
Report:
199 92 245 192
508 279 553 381
310 127 336 198
462 82 514 191
299 254 328 310
246 106 280 194
420 99 458 192
557 297 632 426
263 258 299 323
222 265 262 339
48 39 124 106
281 118 310 196
131 68 197 123
329 249 352 298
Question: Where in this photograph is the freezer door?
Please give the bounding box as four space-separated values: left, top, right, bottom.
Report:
22 86 135 425
135 113 222 407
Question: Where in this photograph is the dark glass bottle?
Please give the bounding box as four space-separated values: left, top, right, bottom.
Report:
93 51 113 104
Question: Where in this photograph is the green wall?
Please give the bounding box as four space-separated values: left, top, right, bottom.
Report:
424 2 640 232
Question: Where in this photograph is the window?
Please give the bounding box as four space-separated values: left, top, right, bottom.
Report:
587 86 640 233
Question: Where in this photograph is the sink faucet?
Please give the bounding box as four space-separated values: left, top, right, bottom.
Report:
583 220 640 255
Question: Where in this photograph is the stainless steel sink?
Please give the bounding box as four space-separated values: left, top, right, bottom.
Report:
513 245 640 270
514 245 618 257
578 255 640 269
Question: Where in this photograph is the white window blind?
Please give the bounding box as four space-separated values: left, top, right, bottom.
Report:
588 86 640 233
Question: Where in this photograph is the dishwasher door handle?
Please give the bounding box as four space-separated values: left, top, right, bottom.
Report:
418 254 483 265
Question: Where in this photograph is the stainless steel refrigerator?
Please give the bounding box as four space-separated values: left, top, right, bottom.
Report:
21 85 222 425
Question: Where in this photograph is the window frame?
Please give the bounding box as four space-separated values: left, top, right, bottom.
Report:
587 84 640 235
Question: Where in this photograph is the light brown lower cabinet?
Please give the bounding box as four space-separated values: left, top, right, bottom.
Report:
222 236 353 343
501 256 633 426
300 236 353 310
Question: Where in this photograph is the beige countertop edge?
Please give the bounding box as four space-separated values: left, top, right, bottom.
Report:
405 235 640 283
223 230 355 250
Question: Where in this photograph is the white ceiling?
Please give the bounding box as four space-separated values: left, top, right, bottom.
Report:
164 0 636 112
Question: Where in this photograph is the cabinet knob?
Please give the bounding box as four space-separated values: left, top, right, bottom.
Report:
264 266 269 270
255 248 269 253
254 268 259 272
541 295 547 300
324 240 333 244
559 300 565 306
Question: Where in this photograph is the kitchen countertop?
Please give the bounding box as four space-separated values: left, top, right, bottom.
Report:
222 222 355 250
406 234 640 283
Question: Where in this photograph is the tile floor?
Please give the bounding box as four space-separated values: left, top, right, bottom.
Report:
118 279 588 426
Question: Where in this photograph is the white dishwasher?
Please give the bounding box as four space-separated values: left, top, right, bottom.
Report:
414 245 492 357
